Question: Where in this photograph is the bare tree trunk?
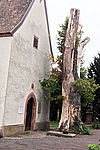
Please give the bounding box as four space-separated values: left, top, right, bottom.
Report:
59 8 80 129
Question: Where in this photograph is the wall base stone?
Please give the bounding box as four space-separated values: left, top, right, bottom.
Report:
2 124 24 137
36 121 50 131
1 121 50 137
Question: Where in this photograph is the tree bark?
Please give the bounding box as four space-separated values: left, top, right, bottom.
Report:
59 8 80 129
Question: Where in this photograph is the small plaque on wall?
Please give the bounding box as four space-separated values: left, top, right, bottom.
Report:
18 107 24 114
38 102 41 114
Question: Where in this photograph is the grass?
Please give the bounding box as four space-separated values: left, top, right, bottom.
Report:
50 121 59 127
50 122 93 128
50 122 100 130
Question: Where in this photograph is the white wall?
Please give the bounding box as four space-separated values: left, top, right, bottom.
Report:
3 0 51 125
0 37 12 126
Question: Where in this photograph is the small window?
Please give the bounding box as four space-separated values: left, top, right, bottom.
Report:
33 36 38 49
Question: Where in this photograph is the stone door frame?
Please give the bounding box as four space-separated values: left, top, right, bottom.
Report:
24 92 37 130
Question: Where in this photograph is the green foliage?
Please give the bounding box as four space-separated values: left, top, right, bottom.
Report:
40 71 63 121
88 53 100 82
40 71 63 102
88 144 100 150
86 124 92 129
71 117 92 135
82 124 92 135
88 53 100 96
75 57 100 122
92 118 100 129
50 121 59 127
88 53 100 120
74 78 100 107
74 55 100 110
57 17 69 53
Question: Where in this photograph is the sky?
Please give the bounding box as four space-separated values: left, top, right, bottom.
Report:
46 0 100 67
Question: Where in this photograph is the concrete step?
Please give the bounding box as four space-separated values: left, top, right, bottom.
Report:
47 131 76 138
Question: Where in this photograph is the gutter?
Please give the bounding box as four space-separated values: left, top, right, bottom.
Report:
44 0 54 60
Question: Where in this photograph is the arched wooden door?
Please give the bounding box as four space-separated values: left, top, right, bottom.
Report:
24 92 37 131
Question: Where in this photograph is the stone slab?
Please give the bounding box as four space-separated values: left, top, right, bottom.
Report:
47 131 76 138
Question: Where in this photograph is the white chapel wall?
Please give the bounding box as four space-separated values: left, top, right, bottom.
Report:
3 0 51 126
0 37 12 126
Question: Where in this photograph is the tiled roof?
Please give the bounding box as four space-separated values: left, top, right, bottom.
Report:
0 0 32 33
0 0 53 57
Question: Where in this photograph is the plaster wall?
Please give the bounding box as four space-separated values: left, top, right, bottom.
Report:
0 37 12 126
3 0 51 126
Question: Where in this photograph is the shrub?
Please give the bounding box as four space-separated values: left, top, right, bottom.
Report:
92 118 100 129
82 124 92 135
88 144 100 150
71 117 92 135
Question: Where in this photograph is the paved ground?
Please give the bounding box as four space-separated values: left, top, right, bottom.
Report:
0 130 100 150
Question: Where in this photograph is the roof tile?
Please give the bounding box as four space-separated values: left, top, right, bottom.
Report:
0 0 32 33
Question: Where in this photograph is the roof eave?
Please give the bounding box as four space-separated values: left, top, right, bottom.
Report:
10 0 35 35
0 32 13 37
0 0 35 37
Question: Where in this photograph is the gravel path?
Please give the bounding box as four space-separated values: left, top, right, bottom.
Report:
0 130 100 150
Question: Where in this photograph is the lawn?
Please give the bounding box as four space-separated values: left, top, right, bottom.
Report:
50 121 59 127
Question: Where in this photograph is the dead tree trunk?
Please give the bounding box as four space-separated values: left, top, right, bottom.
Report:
59 8 80 129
